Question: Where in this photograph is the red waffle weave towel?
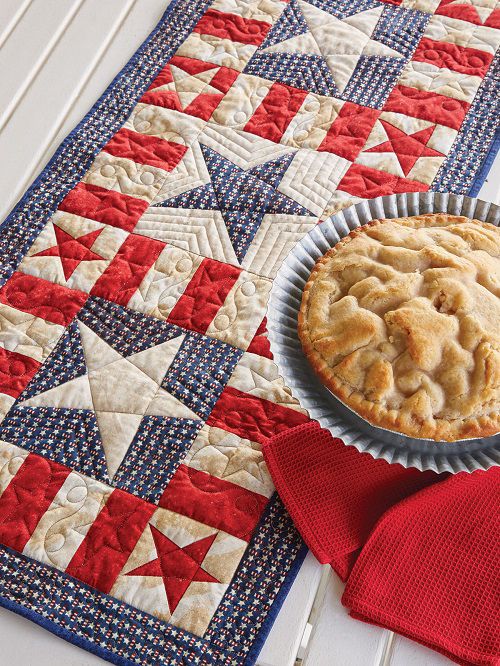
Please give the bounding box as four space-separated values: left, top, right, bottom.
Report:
263 422 500 666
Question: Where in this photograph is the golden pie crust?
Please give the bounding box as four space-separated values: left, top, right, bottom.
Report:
298 214 500 441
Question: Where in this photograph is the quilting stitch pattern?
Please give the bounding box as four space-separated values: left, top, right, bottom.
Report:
0 0 498 663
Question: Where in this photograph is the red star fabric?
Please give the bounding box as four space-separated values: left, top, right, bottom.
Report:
365 120 444 176
33 225 105 280
126 526 220 613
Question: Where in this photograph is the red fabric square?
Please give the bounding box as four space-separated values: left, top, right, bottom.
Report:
207 386 310 444
244 82 308 143
436 0 500 27
337 163 429 198
90 234 165 306
103 128 187 172
159 465 268 541
0 453 71 553
65 488 155 594
0 347 41 398
412 38 493 77
384 85 469 130
58 182 149 232
167 258 241 334
318 103 380 161
0 272 87 325
193 8 271 46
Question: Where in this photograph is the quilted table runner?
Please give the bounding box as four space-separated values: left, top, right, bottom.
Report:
0 0 498 664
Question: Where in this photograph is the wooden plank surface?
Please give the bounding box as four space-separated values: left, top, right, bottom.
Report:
301 572 390 666
0 2 498 665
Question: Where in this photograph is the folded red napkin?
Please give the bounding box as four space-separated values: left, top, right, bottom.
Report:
263 422 500 666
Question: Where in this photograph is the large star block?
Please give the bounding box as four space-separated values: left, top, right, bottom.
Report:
111 506 246 634
5 298 203 486
19 211 127 293
244 0 406 103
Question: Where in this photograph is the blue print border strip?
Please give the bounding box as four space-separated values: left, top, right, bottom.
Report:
0 494 306 666
432 50 500 196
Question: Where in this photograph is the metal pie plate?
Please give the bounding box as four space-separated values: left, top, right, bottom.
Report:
267 192 500 473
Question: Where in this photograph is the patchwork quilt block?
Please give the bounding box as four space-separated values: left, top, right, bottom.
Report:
0 0 498 664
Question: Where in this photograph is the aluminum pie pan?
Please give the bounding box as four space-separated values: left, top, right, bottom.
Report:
267 192 500 474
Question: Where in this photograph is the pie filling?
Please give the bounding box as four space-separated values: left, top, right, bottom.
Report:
298 214 500 441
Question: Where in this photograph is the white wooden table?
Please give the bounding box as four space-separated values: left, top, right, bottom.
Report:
0 2 498 665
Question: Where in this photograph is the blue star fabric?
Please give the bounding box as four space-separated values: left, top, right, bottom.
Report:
155 145 313 262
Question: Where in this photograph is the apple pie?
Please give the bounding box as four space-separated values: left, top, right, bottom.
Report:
298 214 500 441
